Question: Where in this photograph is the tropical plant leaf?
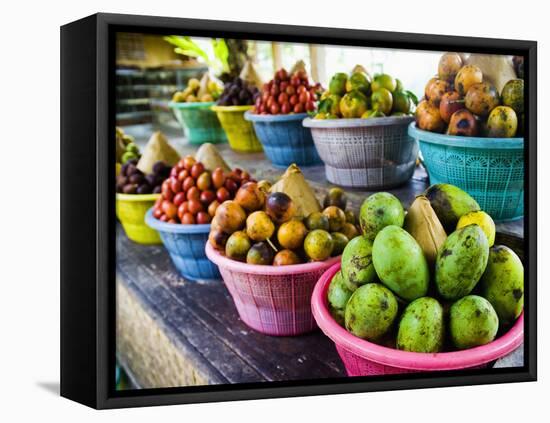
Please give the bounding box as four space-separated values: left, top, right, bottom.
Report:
211 39 230 73
405 90 419 105
164 36 210 63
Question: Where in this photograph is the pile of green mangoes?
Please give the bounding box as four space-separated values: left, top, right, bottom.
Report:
116 127 141 164
314 66 417 120
328 183 524 353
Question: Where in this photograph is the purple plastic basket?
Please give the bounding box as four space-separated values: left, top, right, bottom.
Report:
145 209 220 281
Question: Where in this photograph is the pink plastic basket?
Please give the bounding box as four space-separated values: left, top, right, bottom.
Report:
206 243 340 336
311 263 524 376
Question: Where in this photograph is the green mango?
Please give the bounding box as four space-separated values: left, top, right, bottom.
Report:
341 235 376 292
329 72 348 96
449 295 499 349
372 225 429 302
344 283 398 341
359 192 404 241
327 271 353 326
345 71 371 96
397 297 444 353
424 184 480 232
435 225 489 300
481 245 524 328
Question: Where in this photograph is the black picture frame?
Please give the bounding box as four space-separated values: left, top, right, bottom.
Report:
60 12 537 409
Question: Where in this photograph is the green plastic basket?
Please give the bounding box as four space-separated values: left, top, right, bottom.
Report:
169 101 227 145
408 123 524 222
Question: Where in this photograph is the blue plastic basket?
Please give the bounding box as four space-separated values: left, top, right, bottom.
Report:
244 111 321 167
169 101 227 145
408 123 524 221
145 209 220 281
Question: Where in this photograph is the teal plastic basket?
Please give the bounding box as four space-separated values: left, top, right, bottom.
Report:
169 101 227 145
408 123 524 221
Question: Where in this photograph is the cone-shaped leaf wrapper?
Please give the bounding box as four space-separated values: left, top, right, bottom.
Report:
239 60 263 89
137 131 180 174
195 143 231 173
404 195 447 264
269 164 321 219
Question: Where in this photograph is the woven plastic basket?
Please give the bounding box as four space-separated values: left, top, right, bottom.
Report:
303 116 417 189
244 111 321 167
145 209 220 281
211 105 263 153
169 101 227 145
408 123 524 221
206 243 340 336
311 263 524 376
116 193 162 245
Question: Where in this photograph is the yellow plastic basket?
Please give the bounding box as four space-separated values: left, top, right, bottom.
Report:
116 193 162 244
211 105 263 153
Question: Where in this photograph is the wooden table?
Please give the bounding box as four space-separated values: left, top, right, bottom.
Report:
116 135 524 389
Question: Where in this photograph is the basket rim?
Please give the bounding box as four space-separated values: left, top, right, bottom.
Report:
116 193 161 202
244 110 309 122
311 263 524 371
169 101 216 109
211 105 254 112
145 208 211 234
206 242 341 276
409 122 524 149
303 115 414 129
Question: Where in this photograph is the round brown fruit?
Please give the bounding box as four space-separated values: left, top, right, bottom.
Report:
182 213 195 224
186 186 200 201
173 192 186 207
169 177 182 193
188 199 203 215
341 222 359 240
209 227 229 250
304 230 334 261
162 201 177 219
439 91 465 123
344 210 356 224
215 201 247 234
190 162 205 179
273 249 302 266
323 206 346 232
246 242 275 265
225 231 252 261
425 78 450 107
305 211 330 231
177 202 189 220
224 178 239 194
465 82 500 117
455 65 483 96
246 211 275 242
416 100 445 133
447 109 478 137
331 232 349 256
182 176 195 192
438 52 463 82
265 192 295 224
323 187 348 210
277 220 308 250
235 182 266 212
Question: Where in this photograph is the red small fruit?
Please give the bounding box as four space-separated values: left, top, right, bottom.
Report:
153 208 163 219
270 103 280 114
299 91 310 104
305 101 316 112
196 211 211 224
217 187 231 203
196 171 212 191
291 76 300 86
160 214 169 222
170 167 178 178
169 177 182 193
161 181 173 201
200 190 216 205
278 92 288 104
286 85 296 96
188 199 204 215
212 168 225 189
162 200 177 219
182 155 196 170
183 176 195 192
270 84 280 97
281 102 291 114
190 162 205 179
182 213 195 225
173 192 186 207
208 200 220 217
280 81 289 92
177 169 189 181
289 94 298 106
293 103 304 113
186 186 200 201
177 202 189 220
297 85 307 94
225 178 239 193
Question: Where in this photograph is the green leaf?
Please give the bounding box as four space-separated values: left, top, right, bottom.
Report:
164 36 210 63
211 39 230 73
405 90 419 106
